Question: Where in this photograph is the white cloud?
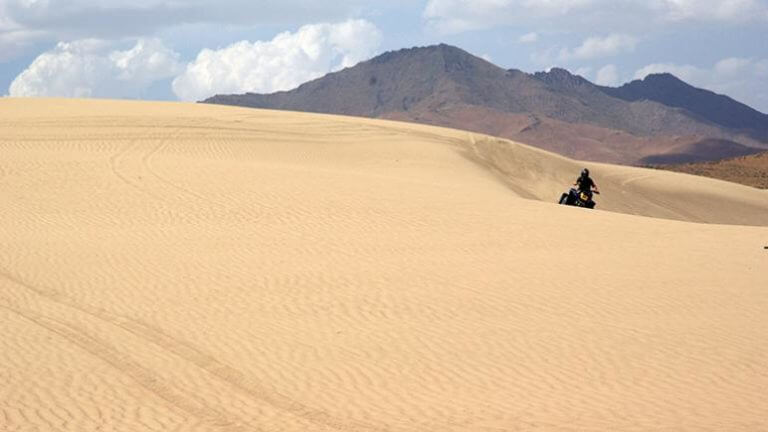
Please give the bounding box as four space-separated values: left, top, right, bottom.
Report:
2 0 370 31
653 0 768 22
595 64 619 86
0 2 47 60
423 0 768 34
559 34 638 61
530 34 637 68
172 19 382 101
9 38 182 98
424 0 598 33
714 57 752 75
634 57 768 113
633 62 706 84
574 66 592 78
0 28 46 61
518 32 539 43
0 0 375 61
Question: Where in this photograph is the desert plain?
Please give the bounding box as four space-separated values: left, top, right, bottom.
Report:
1 98 767 431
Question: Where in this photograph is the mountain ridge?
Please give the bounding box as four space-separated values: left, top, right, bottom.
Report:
604 73 768 137
649 149 768 189
203 44 768 165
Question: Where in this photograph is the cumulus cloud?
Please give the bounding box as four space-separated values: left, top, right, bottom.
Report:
559 34 638 61
634 57 768 112
9 38 182 98
172 19 382 101
595 64 619 86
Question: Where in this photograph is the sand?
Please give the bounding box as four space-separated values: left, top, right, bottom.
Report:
1 98 767 432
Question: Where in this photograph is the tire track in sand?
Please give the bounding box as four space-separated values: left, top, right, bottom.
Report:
108 128 167 203
108 123 269 225
109 126 210 207
0 269 390 432
141 127 213 203
0 303 257 432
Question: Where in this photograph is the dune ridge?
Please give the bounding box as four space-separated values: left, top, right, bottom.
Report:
1 99 767 431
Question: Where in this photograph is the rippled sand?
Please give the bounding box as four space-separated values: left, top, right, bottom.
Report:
2 98 767 431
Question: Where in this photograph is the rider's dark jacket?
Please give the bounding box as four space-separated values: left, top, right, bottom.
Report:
576 175 595 193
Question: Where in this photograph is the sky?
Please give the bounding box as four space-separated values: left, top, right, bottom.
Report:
2 0 767 112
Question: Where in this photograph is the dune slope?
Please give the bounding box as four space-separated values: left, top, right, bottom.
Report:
1 99 767 432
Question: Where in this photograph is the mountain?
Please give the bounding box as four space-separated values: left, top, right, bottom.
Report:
605 73 768 140
203 44 768 165
638 138 765 165
651 150 768 189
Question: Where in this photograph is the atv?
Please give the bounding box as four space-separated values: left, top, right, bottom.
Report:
559 188 599 209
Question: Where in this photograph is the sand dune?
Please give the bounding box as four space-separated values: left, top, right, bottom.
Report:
1 98 767 431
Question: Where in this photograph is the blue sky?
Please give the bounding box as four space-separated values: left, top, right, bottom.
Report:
2 0 767 112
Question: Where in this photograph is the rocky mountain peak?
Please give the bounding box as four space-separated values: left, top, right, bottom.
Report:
533 67 591 89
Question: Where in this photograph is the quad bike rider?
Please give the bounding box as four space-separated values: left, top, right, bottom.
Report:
559 168 600 209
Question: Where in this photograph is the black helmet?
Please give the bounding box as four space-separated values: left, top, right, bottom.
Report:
581 168 589 177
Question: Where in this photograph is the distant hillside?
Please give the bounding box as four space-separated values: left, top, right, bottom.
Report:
653 150 768 189
203 44 768 165
638 139 765 165
604 74 768 140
